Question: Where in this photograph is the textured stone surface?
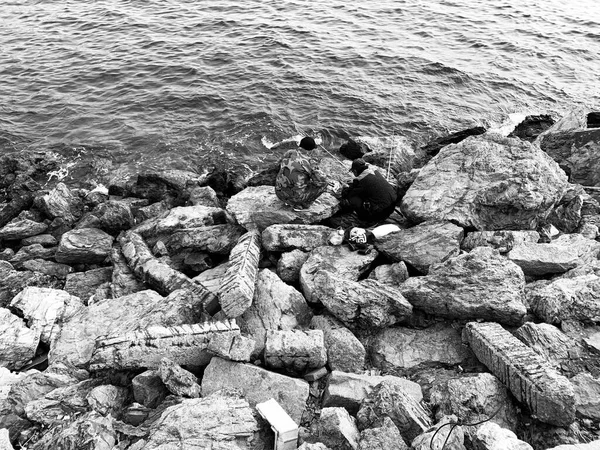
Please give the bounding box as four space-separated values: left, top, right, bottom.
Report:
90 320 245 371
132 370 169 409
64 268 113 303
570 372 600 420
164 224 244 255
357 379 432 442
400 247 526 325
218 230 261 318
471 422 533 450
277 249 310 283
317 407 360 450
0 218 47 241
158 358 201 398
201 357 309 423
313 271 412 329
514 322 573 372
367 262 409 286
239 268 312 357
357 417 408 450
507 242 579 276
0 308 39 370
525 274 600 324
323 371 422 415
37 183 83 224
369 323 474 372
227 185 340 232
401 134 568 230
265 329 327 374
76 200 134 234
410 416 465 450
463 322 575 426
300 245 378 303
310 315 365 373
374 220 463 274
87 384 130 417
21 259 73 279
135 205 229 239
55 228 114 264
461 230 539 253
262 224 334 252
0 261 63 308
10 286 83 344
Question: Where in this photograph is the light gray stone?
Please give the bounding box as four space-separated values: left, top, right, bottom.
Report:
262 224 334 252
310 315 365 373
461 230 539 253
0 308 39 371
265 329 327 374
317 407 360 450
0 218 47 241
55 228 114 264
277 249 310 283
158 358 200 398
507 242 579 276
132 370 168 409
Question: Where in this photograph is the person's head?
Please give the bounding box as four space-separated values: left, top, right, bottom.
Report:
350 158 368 176
299 136 317 151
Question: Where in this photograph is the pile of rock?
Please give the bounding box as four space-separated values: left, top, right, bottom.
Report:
0 122 599 450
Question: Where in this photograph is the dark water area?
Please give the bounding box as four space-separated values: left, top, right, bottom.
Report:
1 0 599 182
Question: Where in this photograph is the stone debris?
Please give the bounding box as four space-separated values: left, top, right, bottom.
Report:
119 230 219 314
218 230 261 318
158 358 201 398
265 329 327 374
463 322 576 426
90 319 244 371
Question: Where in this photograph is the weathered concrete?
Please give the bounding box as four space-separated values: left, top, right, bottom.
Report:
463 322 575 426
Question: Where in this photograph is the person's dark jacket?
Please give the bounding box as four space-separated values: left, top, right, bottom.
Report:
346 167 397 213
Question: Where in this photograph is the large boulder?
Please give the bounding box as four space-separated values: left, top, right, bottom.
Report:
264 329 327 374
64 268 113 304
0 308 39 370
0 218 48 241
36 183 83 225
539 127 600 187
369 322 474 373
312 271 412 329
0 261 63 308
310 315 366 373
262 224 334 252
316 407 360 450
374 221 463 274
506 242 580 277
55 228 114 264
239 269 313 357
400 247 527 326
401 134 568 230
49 289 205 368
300 246 378 303
201 357 309 424
226 186 339 232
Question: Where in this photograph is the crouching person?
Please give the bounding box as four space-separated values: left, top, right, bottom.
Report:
341 158 397 225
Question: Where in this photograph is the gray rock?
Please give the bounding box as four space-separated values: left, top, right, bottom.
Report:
429 373 517 432
164 224 244 255
525 274 600 324
539 127 600 187
218 230 261 318
0 261 63 308
201 357 309 424
357 417 408 450
277 249 310 283
226 185 340 232
357 379 432 442
9 244 56 269
37 183 83 224
132 370 169 409
192 261 231 294
507 242 579 276
55 228 114 264
461 230 539 253
410 416 465 450
129 391 259 450
0 428 13 450
135 205 229 240
0 249 14 261
317 407 360 450
239 268 312 357
0 308 39 370
64 267 113 303
375 221 463 274
0 218 47 241
313 271 412 329
110 246 146 298
552 233 600 265
369 323 474 372
367 262 408 286
50 289 205 368
187 186 220 207
132 169 209 204
571 372 600 420
463 322 575 426
21 259 73 279
323 371 422 415
310 315 365 373
87 384 129 417
300 245 378 303
10 286 83 344
514 322 573 372
401 134 568 230
400 247 527 326
262 224 334 252
158 358 200 398
471 422 533 450
76 200 134 234
545 441 600 450
265 329 327 374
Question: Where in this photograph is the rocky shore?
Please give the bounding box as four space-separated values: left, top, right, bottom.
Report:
0 110 599 450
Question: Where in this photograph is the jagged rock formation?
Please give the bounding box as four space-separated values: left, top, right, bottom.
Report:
218 230 261 318
463 322 575 426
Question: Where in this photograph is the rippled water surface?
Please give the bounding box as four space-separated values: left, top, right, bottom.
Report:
1 0 599 173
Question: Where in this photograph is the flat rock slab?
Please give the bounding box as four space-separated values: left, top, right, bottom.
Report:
201 357 309 424
401 134 568 230
55 228 114 264
375 220 463 274
300 245 378 303
226 185 339 232
0 218 48 241
507 242 579 276
463 321 575 427
461 230 539 253
400 247 527 325
262 224 334 252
